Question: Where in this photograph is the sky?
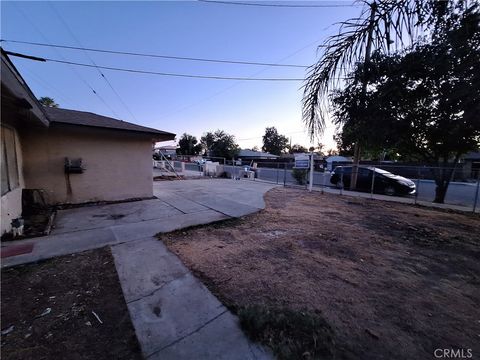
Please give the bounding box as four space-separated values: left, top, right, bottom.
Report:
1 1 361 150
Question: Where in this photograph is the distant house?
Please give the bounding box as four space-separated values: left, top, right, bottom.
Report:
1 50 175 235
154 145 178 159
325 155 352 171
237 149 279 160
462 151 480 179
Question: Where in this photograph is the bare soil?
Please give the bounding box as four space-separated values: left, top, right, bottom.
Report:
1 247 141 360
161 188 480 360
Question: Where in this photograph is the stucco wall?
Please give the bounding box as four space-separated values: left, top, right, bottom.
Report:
1 126 25 235
21 124 154 205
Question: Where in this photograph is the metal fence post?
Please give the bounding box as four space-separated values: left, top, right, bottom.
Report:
473 172 480 213
370 167 376 199
283 163 287 187
232 158 235 180
322 170 327 194
414 167 420 205
276 163 279 184
340 169 344 196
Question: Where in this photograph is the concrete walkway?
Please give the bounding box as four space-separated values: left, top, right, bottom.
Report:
112 237 271 359
1 179 276 359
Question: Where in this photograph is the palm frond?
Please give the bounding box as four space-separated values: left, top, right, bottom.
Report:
302 0 439 141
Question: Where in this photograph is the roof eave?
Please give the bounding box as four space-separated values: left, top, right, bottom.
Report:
1 50 49 127
50 120 175 140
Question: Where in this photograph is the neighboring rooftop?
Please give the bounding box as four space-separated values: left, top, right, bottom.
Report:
44 107 175 139
238 149 279 159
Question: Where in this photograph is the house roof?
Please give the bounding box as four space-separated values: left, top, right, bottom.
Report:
238 149 279 158
45 107 175 139
155 145 178 151
326 155 352 162
1 49 49 127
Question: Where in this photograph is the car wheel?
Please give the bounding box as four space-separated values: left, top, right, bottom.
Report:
384 185 396 196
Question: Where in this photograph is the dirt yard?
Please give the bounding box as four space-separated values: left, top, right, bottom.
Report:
1 247 141 360
161 188 480 360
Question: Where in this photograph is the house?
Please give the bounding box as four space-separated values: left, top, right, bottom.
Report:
1 50 175 235
325 155 352 171
462 151 480 180
237 149 279 160
154 145 178 159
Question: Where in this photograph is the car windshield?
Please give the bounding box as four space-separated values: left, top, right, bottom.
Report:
373 168 396 178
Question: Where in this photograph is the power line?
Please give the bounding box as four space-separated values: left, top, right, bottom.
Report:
0 39 312 68
48 3 137 122
4 51 306 81
156 34 328 120
11 3 121 118
198 0 359 8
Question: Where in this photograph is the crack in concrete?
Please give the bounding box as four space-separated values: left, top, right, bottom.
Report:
145 309 229 359
169 191 234 218
126 272 189 305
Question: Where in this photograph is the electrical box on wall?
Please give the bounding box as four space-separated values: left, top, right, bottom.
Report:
64 157 84 174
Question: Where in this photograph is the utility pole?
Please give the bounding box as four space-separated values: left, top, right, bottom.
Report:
350 1 377 191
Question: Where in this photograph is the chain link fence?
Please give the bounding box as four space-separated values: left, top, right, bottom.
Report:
220 161 480 213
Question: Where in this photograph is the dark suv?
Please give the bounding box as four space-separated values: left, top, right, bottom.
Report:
330 166 416 196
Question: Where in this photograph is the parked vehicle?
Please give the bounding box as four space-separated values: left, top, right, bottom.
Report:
195 159 206 165
330 166 416 196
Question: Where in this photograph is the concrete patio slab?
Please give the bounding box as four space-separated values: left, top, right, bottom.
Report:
158 193 210 214
1 227 117 268
111 209 228 242
154 179 276 215
52 199 183 234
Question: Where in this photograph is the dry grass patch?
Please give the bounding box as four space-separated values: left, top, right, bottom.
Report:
160 188 479 360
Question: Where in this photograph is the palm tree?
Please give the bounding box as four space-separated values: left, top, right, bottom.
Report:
38 96 59 108
302 0 451 189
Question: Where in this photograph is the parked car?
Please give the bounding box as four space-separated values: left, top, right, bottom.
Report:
330 166 416 196
195 159 206 165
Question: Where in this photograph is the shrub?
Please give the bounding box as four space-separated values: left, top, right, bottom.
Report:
292 168 308 185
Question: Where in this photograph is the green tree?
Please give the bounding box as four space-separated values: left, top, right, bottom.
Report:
302 0 456 189
38 97 59 108
332 5 480 203
177 133 202 155
262 127 288 156
200 130 240 159
288 144 308 154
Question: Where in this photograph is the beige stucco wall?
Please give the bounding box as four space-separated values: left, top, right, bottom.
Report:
21 124 154 205
1 126 25 235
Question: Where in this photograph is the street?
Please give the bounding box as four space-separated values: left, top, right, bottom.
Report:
186 164 479 209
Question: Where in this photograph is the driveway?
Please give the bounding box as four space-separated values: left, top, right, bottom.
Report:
3 179 276 267
153 178 276 217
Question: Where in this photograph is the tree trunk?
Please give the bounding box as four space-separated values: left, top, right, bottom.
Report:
431 156 460 204
433 183 448 203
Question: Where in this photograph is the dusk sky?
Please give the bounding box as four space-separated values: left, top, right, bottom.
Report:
1 1 361 150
